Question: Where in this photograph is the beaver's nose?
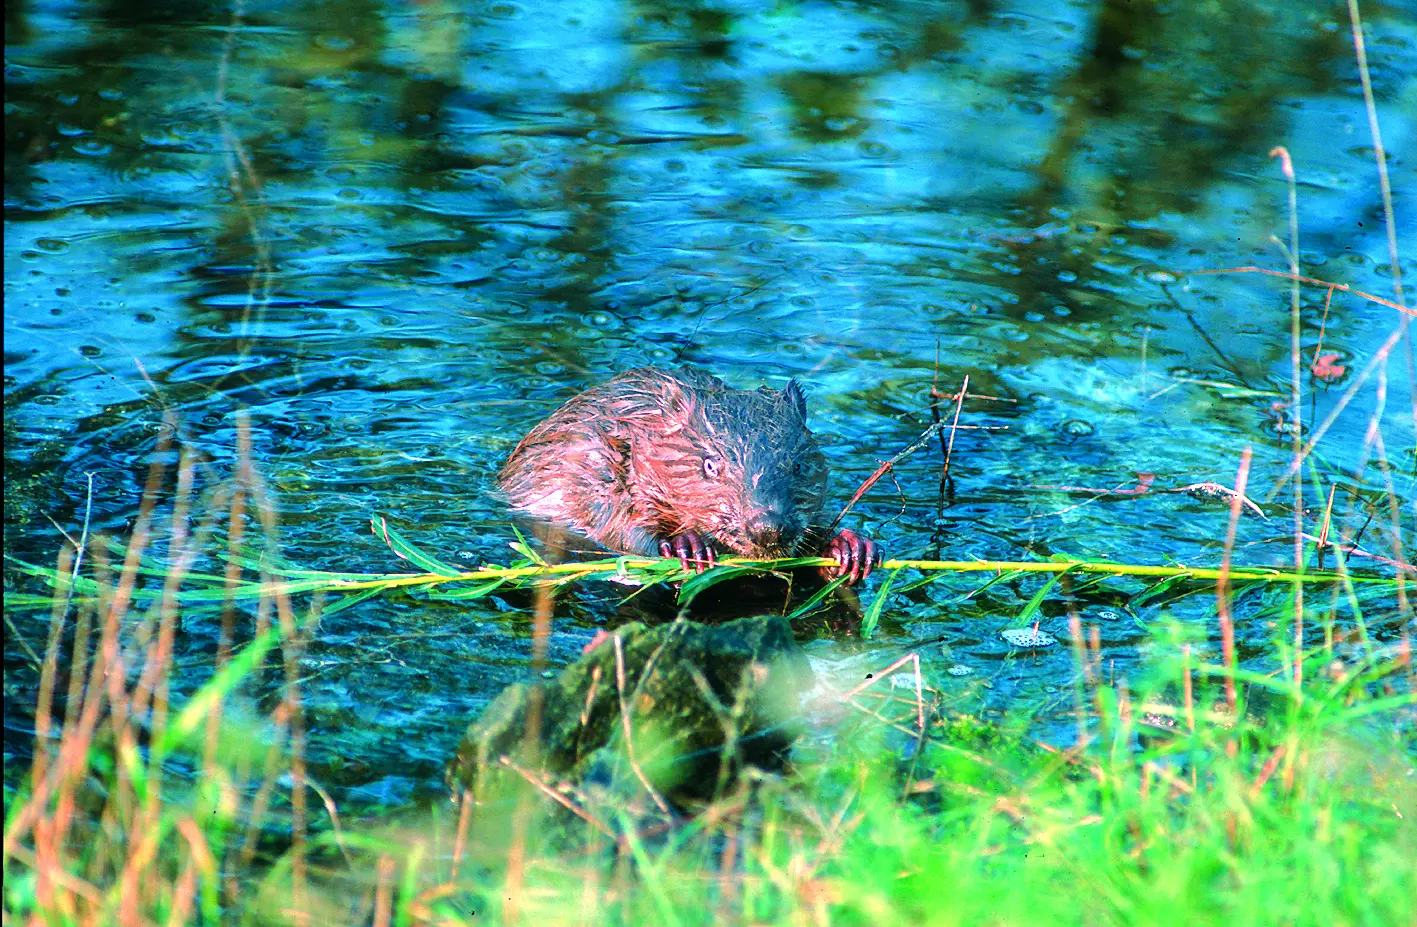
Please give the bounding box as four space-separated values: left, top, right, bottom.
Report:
745 513 788 550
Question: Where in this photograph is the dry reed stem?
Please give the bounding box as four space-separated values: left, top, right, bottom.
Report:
503 579 558 926
121 450 199 922
449 789 473 882
97 425 175 834
372 855 396 927
611 632 674 816
30 544 75 836
941 375 970 487
1182 644 1195 733
1347 0 1417 515
273 590 309 925
1217 447 1252 713
208 413 252 771
2 427 253 926
1249 745 1288 800
58 459 167 924
1312 285 1338 365
1357 369 1410 610
175 817 218 896
1363 429 1410 611
839 691 929 744
1271 146 1307 690
1221 62 1411 585
296 771 355 867
1318 484 1337 562
165 860 198 927
1066 596 1089 745
6 844 105 907
1346 0 1407 308
1274 321 1408 494
236 414 312 924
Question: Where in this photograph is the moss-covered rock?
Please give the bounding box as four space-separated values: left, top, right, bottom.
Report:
447 615 812 804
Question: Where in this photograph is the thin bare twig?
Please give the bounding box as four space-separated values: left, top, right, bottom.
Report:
1187 266 1410 316
828 385 1009 538
498 756 615 839
839 652 926 734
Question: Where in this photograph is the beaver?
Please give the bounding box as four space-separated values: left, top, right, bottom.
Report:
498 367 880 584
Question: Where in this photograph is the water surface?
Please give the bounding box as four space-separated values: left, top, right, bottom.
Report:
5 0 1414 808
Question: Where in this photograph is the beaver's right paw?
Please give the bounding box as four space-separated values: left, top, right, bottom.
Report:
658 532 717 574
823 529 881 586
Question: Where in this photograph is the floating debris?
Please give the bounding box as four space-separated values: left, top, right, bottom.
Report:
1000 627 1058 648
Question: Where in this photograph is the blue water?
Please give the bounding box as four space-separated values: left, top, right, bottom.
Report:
5 0 1413 810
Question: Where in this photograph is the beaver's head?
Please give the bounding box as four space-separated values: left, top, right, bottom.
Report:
632 377 828 558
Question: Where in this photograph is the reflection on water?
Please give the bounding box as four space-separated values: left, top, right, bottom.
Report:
4 0 1412 806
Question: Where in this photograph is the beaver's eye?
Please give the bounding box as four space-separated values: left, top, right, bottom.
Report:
703 456 721 479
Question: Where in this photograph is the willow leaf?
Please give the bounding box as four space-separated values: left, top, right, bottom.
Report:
678 565 755 606
371 515 464 577
860 566 903 640
787 575 848 621
427 579 511 601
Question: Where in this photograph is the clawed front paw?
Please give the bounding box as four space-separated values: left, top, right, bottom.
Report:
822 529 881 585
658 531 717 574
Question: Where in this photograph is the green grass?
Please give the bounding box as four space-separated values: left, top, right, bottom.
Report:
380 648 1415 927
5 527 1412 927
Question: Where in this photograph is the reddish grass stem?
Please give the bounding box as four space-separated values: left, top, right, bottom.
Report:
1216 447 1253 712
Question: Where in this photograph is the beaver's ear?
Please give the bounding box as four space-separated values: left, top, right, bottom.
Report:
781 379 807 419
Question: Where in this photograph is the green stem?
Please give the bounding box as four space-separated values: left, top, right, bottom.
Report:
8 554 1397 612
318 556 1391 591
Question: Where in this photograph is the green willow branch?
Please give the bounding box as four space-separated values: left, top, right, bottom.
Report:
5 547 1400 613
354 555 1394 589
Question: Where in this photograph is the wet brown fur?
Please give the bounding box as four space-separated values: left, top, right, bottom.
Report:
498 368 829 559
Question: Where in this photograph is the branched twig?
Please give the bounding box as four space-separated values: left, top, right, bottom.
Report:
1187 267 1411 316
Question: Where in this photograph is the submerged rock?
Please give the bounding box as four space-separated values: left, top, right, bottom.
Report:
447 615 812 805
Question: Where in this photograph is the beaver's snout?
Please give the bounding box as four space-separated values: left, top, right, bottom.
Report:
743 506 794 553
